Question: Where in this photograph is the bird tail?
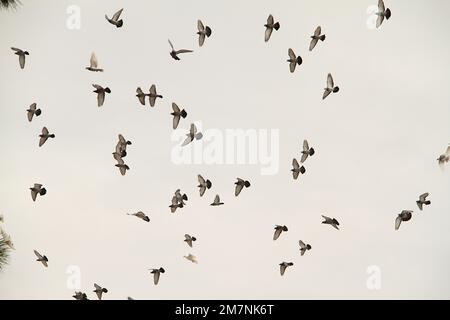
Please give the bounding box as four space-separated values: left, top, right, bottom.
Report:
105 14 109 21
244 181 251 188
296 56 303 65
273 22 280 30
180 109 187 118
105 87 111 93
35 109 42 116
116 20 123 27
182 194 188 201
425 201 431 205
205 26 212 37
206 180 212 189
320 35 326 41
385 9 391 19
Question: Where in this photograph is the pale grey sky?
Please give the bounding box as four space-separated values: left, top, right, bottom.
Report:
0 0 449 299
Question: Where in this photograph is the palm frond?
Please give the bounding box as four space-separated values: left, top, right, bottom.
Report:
0 236 11 270
0 0 21 10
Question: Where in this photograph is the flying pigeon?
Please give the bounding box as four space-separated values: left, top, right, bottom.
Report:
291 158 306 180
11 47 29 69
39 127 55 147
395 210 413 230
264 14 280 42
437 145 450 170
73 292 88 300
127 211 149 222
323 73 339 100
136 87 147 106
299 240 312 256
92 84 111 107
115 134 132 158
197 20 212 47
273 225 288 240
287 48 302 73
168 39 193 61
30 183 47 201
169 196 183 213
309 26 326 51
27 103 41 122
175 189 188 204
416 193 431 211
114 153 129 176
149 267 165 285
197 174 212 196
184 254 198 264
376 0 391 28
210 194 224 206
93 283 108 300
301 140 315 163
321 215 340 230
279 262 294 276
234 178 251 196
148 84 163 107
85 52 103 72
182 123 203 146
184 234 197 248
171 103 188 129
105 8 123 27
34 250 48 267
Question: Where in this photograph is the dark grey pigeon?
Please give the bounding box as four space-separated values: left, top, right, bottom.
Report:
235 178 251 196
168 39 193 60
376 0 391 28
301 140 315 163
93 283 108 300
299 240 312 256
171 103 187 129
291 158 306 180
323 73 339 100
309 26 325 51
105 8 123 27
149 267 165 285
273 225 288 240
182 123 203 146
92 84 111 107
264 14 280 42
395 210 413 230
416 193 431 211
279 262 293 276
197 174 212 196
321 215 340 230
11 47 29 69
34 249 48 267
39 127 55 147
210 194 224 206
127 211 149 222
30 183 47 202
184 234 197 248
197 20 212 47
287 48 302 73
27 103 42 122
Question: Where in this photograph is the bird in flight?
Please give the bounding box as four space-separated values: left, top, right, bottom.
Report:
235 178 251 196
287 48 302 73
299 240 312 256
184 254 198 264
197 174 212 197
321 215 340 230
140 84 164 107
92 84 111 107
115 134 132 158
301 140 315 163
170 189 188 213
291 158 306 180
73 292 88 300
149 267 165 285
171 103 187 129
416 193 431 211
184 234 197 248
273 225 288 240
168 39 193 61
197 20 212 47
113 152 130 176
85 52 103 72
11 47 29 69
30 183 47 202
210 194 224 206
105 8 124 28
127 211 150 222
33 250 48 267
322 73 339 100
264 14 280 42
39 127 55 147
182 123 203 146
376 0 391 28
27 103 42 122
309 26 326 51
437 145 450 170
395 210 413 230
93 283 108 300
279 262 294 276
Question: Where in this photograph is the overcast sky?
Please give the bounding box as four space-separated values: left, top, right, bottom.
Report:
1 0 450 299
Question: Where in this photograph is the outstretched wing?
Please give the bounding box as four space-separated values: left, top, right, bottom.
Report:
288 48 296 61
309 38 318 51
280 264 286 276
90 52 98 68
112 8 123 21
19 54 25 69
197 19 205 32
327 73 334 89
395 216 402 230
235 183 243 196
136 88 145 105
314 26 321 37
378 0 385 13
168 39 174 51
264 27 273 42
376 14 384 28
176 49 193 54
153 272 160 285
198 33 206 47
273 228 282 241
97 91 105 107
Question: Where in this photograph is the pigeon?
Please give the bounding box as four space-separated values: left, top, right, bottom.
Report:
127 211 149 222
92 84 111 107
136 87 147 106
287 48 302 73
182 123 203 146
171 103 188 129
299 240 312 256
105 8 123 28
85 52 103 72
395 210 413 230
72 292 88 300
39 127 55 147
114 153 129 176
116 134 132 158
34 250 48 267
168 39 193 61
11 47 29 69
210 194 224 206
184 234 197 248
149 268 165 285
197 174 212 196
197 20 212 47
264 14 280 42
279 262 294 276
309 26 326 51
175 189 188 205
127 297 134 300
416 193 431 211
321 215 340 230
323 73 339 100
169 196 183 213
149 84 163 107
0 229 14 250
437 145 450 170
291 159 306 180
93 283 108 300
184 254 198 264
376 0 391 28
273 225 288 240
234 178 251 196
30 183 47 201
301 140 315 163
27 103 41 122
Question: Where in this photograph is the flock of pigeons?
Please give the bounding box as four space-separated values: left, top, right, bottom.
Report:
4 0 450 298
